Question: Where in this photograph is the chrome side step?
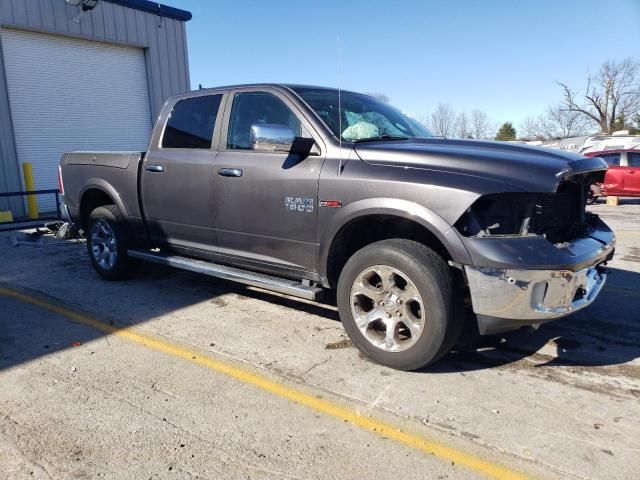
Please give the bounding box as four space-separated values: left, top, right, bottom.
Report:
127 249 323 301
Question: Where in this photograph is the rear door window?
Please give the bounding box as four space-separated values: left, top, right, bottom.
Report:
598 152 621 166
628 152 640 167
162 94 223 149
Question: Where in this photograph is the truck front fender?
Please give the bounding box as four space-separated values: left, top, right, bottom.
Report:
318 198 472 280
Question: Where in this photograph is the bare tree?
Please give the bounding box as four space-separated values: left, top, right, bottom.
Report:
520 104 596 140
416 114 431 130
367 92 390 103
470 109 493 139
429 103 456 138
455 111 471 138
519 116 542 140
558 57 640 134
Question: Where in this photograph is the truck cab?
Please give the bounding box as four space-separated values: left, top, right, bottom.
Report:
140 86 328 278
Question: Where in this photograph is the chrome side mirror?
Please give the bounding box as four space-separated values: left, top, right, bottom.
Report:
250 124 295 152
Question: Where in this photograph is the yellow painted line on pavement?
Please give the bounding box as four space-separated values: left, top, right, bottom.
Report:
0 286 531 480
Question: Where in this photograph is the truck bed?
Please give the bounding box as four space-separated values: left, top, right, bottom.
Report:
62 151 145 170
60 151 146 229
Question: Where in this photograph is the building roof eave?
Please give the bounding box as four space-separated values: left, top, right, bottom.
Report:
105 0 192 22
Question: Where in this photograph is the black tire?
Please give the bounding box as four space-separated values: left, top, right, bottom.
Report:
86 205 133 281
337 239 462 371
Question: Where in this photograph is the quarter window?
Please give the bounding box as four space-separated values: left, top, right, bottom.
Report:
227 92 306 150
162 94 222 149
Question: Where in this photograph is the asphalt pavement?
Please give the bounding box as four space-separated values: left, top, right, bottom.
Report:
1 202 638 479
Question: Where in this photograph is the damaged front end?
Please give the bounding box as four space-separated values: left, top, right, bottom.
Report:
455 171 604 242
454 171 615 334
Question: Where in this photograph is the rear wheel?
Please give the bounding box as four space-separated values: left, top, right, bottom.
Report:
337 239 461 370
86 205 133 280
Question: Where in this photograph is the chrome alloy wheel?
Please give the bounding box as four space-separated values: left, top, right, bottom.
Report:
91 219 118 270
350 265 425 352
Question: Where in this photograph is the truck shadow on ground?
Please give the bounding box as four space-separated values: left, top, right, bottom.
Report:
1 236 638 374
0 243 342 371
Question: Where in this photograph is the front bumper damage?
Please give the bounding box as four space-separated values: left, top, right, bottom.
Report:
466 265 608 334
461 217 615 335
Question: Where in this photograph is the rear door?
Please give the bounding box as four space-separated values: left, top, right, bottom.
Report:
212 88 325 274
625 151 640 195
141 92 226 251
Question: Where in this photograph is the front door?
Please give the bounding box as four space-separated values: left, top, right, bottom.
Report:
625 151 640 195
212 89 325 274
599 152 625 195
141 92 225 251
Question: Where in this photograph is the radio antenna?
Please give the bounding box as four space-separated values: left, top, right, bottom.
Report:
337 36 343 175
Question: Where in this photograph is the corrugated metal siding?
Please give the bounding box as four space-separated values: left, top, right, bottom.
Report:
0 0 190 213
2 29 153 211
0 0 190 117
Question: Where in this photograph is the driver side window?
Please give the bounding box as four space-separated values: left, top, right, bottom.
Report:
227 92 306 150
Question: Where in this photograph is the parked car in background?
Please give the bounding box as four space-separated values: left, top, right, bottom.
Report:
581 134 640 200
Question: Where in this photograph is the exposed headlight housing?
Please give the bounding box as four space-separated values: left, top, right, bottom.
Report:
455 173 602 243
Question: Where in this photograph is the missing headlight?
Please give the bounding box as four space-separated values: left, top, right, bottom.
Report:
455 187 590 242
455 193 538 237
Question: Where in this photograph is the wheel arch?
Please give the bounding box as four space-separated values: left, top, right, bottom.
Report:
319 198 472 288
79 180 128 229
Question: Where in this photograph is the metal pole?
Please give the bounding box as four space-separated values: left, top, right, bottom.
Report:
22 163 39 219
55 192 61 220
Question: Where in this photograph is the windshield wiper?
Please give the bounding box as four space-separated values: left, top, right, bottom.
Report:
351 135 410 143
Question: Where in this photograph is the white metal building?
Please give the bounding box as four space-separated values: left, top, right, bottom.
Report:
0 0 192 215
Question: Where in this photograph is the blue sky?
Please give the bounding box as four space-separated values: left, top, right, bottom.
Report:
163 0 640 129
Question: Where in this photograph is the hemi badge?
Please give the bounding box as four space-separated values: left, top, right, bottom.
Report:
320 200 342 208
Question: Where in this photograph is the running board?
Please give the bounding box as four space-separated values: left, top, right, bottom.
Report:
127 249 323 301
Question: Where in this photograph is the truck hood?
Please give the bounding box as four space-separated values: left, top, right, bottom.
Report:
354 138 607 192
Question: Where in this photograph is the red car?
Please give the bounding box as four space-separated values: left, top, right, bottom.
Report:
584 149 640 198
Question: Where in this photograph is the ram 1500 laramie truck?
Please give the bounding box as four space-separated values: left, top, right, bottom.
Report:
59 84 615 370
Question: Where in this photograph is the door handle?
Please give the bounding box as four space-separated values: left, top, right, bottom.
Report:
218 168 243 177
145 164 165 173
627 170 636 174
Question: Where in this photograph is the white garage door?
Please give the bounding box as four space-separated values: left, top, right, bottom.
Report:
1 29 153 212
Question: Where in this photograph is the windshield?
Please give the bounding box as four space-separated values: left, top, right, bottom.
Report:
291 87 433 142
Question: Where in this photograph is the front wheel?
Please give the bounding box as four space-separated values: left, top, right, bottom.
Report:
336 239 461 371
86 205 133 280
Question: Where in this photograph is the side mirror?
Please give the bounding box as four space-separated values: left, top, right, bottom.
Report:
250 123 295 152
250 123 317 156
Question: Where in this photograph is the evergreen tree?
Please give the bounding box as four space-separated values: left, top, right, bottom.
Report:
631 115 640 135
610 113 627 132
495 122 516 141
611 113 640 134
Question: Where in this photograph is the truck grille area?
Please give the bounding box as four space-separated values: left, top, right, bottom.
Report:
531 182 585 243
455 173 598 243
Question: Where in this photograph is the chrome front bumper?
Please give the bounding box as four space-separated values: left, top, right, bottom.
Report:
465 265 607 321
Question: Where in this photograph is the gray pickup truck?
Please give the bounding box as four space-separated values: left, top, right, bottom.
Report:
59 84 615 370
